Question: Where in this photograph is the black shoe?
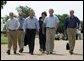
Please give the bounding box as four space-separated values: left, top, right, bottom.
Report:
14 51 16 54
50 52 53 54
6 50 10 55
19 48 23 53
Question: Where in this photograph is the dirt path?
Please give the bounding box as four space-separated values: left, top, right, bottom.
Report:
1 38 83 60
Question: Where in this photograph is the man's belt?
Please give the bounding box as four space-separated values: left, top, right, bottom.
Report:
67 27 76 28
18 29 23 31
46 27 55 29
9 29 16 31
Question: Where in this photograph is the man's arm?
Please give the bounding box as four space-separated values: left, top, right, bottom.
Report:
23 19 27 32
36 20 39 32
64 18 68 30
16 19 20 30
76 17 80 29
42 17 47 34
63 18 68 40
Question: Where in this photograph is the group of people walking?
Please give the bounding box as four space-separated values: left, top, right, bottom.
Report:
6 8 80 55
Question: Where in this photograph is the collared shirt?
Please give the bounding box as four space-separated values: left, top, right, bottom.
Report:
6 18 20 31
64 16 80 30
44 15 60 28
18 18 25 29
23 17 39 32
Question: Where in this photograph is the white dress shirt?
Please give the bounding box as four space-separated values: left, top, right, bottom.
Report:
6 18 20 32
44 15 60 28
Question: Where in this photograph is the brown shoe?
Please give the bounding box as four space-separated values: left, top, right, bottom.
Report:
69 50 73 55
50 52 53 54
19 48 23 53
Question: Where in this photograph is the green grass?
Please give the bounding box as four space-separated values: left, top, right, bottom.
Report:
1 34 8 44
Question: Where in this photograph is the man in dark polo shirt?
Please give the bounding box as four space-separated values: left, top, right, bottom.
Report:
64 10 80 55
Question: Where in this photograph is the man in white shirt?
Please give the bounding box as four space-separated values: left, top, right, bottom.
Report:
6 12 20 55
44 9 60 54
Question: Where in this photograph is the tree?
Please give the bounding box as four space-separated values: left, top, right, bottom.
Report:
55 14 69 33
1 1 7 9
56 14 69 25
16 6 32 18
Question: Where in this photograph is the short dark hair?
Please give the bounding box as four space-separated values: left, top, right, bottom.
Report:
70 10 74 13
41 11 47 16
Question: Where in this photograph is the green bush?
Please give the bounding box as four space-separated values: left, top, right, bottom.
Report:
1 34 8 44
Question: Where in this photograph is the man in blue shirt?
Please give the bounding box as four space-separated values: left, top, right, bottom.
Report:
64 10 80 55
23 9 39 55
17 12 25 53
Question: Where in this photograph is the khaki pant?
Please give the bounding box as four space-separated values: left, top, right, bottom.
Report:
46 28 56 52
67 28 76 51
17 30 24 49
7 30 17 51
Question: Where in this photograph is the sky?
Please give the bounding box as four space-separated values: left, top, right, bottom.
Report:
1 1 83 21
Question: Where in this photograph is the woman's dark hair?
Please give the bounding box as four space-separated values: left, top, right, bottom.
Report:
41 11 47 16
39 17 42 20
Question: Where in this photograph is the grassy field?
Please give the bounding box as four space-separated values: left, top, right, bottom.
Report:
1 34 8 44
